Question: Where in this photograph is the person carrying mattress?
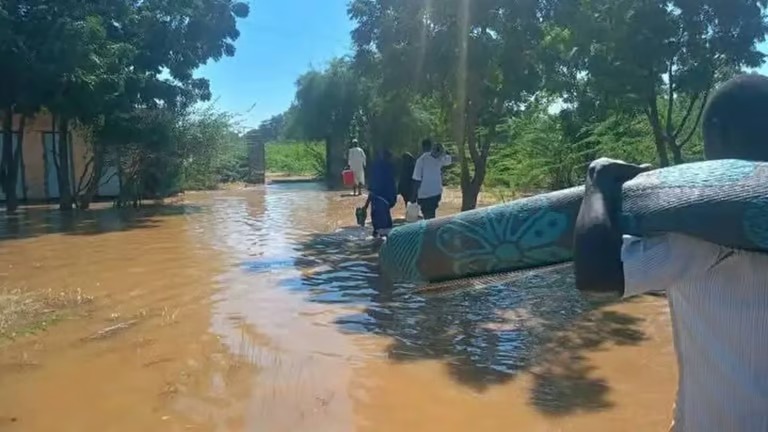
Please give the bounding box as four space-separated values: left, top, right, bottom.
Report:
573 74 768 431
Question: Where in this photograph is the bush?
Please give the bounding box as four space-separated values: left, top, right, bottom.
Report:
266 141 325 176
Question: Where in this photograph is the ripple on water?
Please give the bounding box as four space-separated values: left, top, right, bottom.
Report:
0 183 673 431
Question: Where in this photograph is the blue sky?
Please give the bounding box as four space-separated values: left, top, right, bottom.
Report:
197 0 354 130
198 0 768 130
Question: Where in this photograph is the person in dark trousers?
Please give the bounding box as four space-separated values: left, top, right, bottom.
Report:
363 149 397 237
398 152 416 205
411 139 451 220
573 74 768 432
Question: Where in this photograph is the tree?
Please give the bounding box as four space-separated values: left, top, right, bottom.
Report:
554 0 767 166
176 107 246 190
349 0 552 210
255 114 287 143
0 0 249 210
72 0 249 208
0 0 53 212
289 58 364 188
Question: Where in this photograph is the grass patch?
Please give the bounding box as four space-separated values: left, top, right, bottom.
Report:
266 141 325 176
0 287 94 341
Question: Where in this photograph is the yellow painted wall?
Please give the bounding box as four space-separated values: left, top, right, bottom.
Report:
0 112 92 201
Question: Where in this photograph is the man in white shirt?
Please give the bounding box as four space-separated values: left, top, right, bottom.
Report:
573 74 768 431
411 139 452 219
347 139 366 196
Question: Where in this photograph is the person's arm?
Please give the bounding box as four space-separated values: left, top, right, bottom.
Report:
411 157 423 203
573 158 650 294
441 154 452 166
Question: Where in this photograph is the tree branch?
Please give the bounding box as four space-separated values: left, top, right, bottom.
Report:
76 155 95 194
679 90 710 148
665 60 675 139
466 103 480 164
12 116 26 170
98 170 119 188
673 93 700 139
480 123 495 162
51 135 61 175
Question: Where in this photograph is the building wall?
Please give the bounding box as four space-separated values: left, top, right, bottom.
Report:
0 112 96 201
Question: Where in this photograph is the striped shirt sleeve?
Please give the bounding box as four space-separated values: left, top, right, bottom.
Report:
621 233 725 298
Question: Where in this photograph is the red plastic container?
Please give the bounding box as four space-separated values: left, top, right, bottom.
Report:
342 169 355 186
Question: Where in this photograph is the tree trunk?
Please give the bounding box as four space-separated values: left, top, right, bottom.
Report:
1 108 18 213
459 98 490 211
14 115 26 205
461 128 488 211
325 135 346 189
78 149 104 210
645 99 670 167
669 141 684 165
461 180 482 211
57 117 74 211
452 96 471 209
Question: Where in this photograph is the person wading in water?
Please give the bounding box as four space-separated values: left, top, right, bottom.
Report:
347 139 367 196
363 149 397 238
411 139 451 220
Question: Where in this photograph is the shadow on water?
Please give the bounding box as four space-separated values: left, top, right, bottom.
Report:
282 228 647 416
0 204 201 242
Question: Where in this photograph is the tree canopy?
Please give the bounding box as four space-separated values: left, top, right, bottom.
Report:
276 0 768 206
3 0 768 211
554 0 768 165
0 0 249 210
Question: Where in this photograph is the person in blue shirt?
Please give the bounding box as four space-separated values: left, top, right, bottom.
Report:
364 149 397 238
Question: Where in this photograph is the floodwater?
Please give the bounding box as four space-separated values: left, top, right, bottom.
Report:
0 183 676 432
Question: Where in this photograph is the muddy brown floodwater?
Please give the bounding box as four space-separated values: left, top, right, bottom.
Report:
0 183 677 432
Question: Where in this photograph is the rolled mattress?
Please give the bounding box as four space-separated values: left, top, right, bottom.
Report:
379 159 768 282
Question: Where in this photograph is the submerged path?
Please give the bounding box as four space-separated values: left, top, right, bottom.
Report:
0 183 675 431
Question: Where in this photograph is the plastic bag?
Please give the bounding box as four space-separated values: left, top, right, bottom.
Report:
405 202 420 222
355 206 367 227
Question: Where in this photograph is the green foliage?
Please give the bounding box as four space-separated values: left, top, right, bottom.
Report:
481 100 706 193
0 0 250 209
178 107 248 190
553 0 767 165
349 0 554 210
97 105 249 204
265 141 325 177
255 114 287 143
289 59 363 142
286 58 367 186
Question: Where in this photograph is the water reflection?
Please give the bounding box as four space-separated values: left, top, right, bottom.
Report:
0 204 197 241
0 183 672 431
289 226 647 415
199 183 361 431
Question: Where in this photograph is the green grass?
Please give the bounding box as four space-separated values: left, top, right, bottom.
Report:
266 141 325 176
